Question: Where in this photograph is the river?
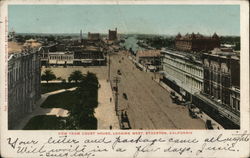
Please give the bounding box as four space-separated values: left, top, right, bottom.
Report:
120 35 145 53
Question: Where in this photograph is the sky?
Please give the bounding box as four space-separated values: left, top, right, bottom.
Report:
8 5 240 36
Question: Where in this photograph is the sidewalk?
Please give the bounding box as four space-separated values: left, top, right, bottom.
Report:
94 80 120 129
13 87 76 130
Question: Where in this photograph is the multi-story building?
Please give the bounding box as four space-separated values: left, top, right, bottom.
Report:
136 50 162 71
175 33 220 52
8 47 41 129
194 50 240 128
48 51 74 66
88 32 101 41
161 50 203 100
108 28 118 41
73 46 106 66
39 43 106 66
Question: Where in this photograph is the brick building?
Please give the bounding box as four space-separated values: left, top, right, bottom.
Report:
175 33 220 52
72 46 106 66
108 28 118 41
88 32 101 40
194 50 240 128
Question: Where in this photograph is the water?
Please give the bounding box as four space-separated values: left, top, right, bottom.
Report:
121 35 145 53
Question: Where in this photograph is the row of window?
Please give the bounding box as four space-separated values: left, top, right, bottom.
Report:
163 57 203 78
204 60 229 73
231 97 240 111
49 55 73 60
186 76 203 90
8 57 38 87
164 65 203 91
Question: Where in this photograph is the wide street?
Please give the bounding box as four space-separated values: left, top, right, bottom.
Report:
41 51 206 129
109 51 205 129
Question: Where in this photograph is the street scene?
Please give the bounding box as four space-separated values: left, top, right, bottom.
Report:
7 5 240 130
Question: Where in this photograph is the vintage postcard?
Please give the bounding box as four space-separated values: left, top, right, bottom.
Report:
0 0 249 157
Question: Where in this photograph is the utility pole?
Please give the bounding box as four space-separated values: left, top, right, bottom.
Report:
108 52 111 81
113 76 120 115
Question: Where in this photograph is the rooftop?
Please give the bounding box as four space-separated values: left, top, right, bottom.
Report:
137 50 161 57
23 39 41 48
49 51 74 55
176 32 219 40
8 41 23 54
204 48 240 60
161 49 202 64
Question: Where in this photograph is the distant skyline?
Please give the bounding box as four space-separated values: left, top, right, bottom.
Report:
8 5 240 36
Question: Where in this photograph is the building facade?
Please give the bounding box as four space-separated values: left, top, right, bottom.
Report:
175 33 220 52
8 49 41 129
108 28 118 41
197 51 240 127
73 46 106 66
48 51 74 66
161 50 203 100
136 50 162 71
88 32 101 41
39 43 106 66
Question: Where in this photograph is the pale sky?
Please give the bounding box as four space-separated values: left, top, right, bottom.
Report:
8 5 240 36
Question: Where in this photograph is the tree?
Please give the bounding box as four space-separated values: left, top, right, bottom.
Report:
69 70 84 83
41 69 56 83
66 72 99 129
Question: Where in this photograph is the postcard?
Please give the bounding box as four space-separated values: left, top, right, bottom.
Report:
0 0 249 157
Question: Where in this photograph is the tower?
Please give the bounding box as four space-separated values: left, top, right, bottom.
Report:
80 29 83 43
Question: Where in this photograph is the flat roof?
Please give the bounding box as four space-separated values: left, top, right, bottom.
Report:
161 49 202 64
137 50 161 57
8 41 23 54
48 51 73 55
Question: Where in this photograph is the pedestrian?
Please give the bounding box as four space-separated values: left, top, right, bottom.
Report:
110 97 112 102
124 111 127 117
109 125 112 130
121 111 124 118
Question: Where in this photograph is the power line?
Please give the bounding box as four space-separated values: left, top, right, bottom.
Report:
113 76 120 115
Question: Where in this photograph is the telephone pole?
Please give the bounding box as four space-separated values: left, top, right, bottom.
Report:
113 76 120 115
108 52 111 81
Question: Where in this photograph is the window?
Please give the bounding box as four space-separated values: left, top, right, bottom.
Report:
232 99 236 109
237 100 240 111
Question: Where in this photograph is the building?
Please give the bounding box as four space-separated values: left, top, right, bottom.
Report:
175 33 220 52
220 44 235 52
8 47 41 129
136 50 162 71
161 50 203 101
194 50 240 128
73 46 106 66
39 41 106 67
108 28 118 41
48 51 74 66
38 44 57 66
88 32 101 40
80 29 83 43
23 39 42 48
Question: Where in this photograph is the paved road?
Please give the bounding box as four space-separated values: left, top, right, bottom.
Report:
109 51 205 129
